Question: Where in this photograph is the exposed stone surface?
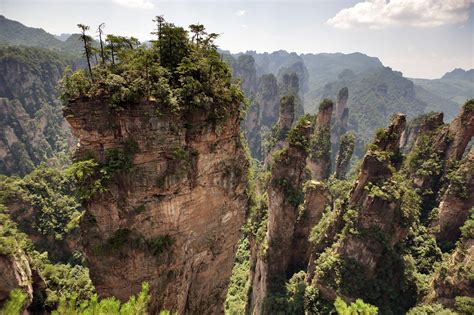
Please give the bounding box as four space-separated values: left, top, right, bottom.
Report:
263 95 296 167
64 99 248 314
335 132 355 179
331 87 349 161
248 119 313 314
0 253 33 309
308 114 412 312
400 112 444 152
288 181 329 273
433 147 474 244
429 238 474 308
308 100 333 180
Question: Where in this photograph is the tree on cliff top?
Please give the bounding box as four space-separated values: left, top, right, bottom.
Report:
77 24 94 80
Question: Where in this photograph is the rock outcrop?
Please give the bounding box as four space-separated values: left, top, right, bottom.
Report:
334 132 355 179
0 46 75 176
0 253 33 308
307 114 416 313
433 147 474 244
308 100 333 180
263 95 296 167
331 87 349 161
407 101 474 219
248 117 313 314
64 98 248 314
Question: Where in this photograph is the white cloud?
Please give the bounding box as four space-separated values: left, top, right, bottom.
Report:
114 0 154 9
327 0 473 29
235 9 246 17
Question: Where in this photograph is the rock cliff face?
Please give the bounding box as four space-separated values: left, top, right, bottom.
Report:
248 117 313 314
0 46 75 176
434 147 474 244
331 87 349 161
308 100 333 180
64 99 248 314
307 114 417 313
334 132 355 179
0 253 33 307
407 102 474 219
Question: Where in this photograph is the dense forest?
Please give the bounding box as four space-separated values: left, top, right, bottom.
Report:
0 14 473 315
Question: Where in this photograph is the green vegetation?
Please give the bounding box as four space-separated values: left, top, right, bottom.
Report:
95 228 174 259
273 178 304 206
51 282 150 315
224 238 251 314
0 165 82 242
287 114 313 151
310 127 331 160
334 297 378 315
60 19 244 125
0 46 73 177
0 289 28 315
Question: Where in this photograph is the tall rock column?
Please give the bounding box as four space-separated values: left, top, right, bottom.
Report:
263 94 296 166
307 114 416 314
248 117 313 314
64 99 248 314
308 99 333 180
331 87 349 160
433 146 474 244
335 132 355 179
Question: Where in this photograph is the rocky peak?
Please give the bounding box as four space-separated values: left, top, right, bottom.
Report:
64 95 248 314
308 99 334 180
335 132 355 179
433 146 474 244
248 116 313 314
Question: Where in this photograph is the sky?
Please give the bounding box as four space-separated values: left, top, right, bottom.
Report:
1 0 473 79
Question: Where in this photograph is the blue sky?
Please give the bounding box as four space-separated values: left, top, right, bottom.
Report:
2 0 473 79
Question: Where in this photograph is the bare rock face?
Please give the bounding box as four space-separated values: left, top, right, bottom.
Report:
263 95 296 167
400 112 443 152
248 118 313 314
288 181 329 273
308 114 414 313
258 74 280 128
0 253 33 309
408 101 473 219
64 99 248 314
429 238 473 308
335 132 355 179
244 101 261 159
308 100 333 180
331 87 349 160
434 147 474 244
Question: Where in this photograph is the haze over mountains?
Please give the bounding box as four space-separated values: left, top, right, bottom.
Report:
1 14 472 174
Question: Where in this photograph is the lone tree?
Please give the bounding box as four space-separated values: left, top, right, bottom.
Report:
151 15 165 41
97 23 106 64
77 24 94 80
189 23 206 44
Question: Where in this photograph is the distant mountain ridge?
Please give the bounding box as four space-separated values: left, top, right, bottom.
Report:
441 68 474 81
0 15 85 58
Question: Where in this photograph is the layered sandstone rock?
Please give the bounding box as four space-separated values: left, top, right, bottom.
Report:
433 147 474 244
334 132 355 179
331 87 349 161
64 99 248 314
307 114 413 313
0 253 33 308
248 118 313 314
308 100 333 180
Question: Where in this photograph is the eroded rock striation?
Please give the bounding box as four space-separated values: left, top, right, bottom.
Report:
64 98 248 314
308 100 333 180
248 117 313 314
